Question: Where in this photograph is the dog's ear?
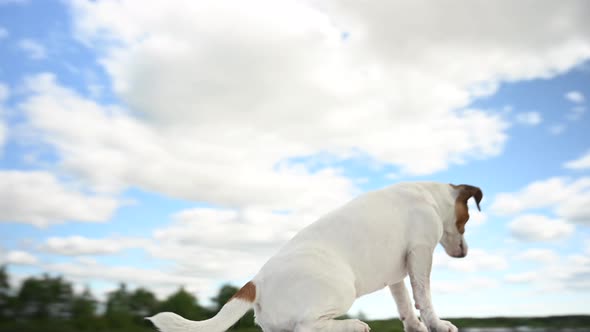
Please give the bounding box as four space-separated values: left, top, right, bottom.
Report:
451 184 483 234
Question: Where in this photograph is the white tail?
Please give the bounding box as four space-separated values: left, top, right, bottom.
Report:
147 282 256 332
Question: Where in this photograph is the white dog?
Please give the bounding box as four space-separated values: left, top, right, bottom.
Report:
148 182 482 332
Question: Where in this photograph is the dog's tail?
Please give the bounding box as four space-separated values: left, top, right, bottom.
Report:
147 281 257 332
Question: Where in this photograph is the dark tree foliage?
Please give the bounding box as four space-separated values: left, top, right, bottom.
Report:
0 266 11 319
159 287 206 321
16 274 74 320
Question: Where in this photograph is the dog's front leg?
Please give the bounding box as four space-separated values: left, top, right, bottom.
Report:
389 282 427 332
407 246 458 332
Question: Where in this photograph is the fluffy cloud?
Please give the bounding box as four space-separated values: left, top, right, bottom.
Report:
505 252 590 292
516 248 560 264
0 250 38 265
509 214 574 242
43 259 211 297
18 38 46 60
19 0 590 215
564 150 590 170
565 90 585 103
434 249 509 273
0 170 120 227
433 277 499 294
548 123 567 135
153 207 309 252
505 271 538 284
147 206 319 280
515 112 543 126
20 73 357 214
65 0 525 178
491 176 590 225
41 236 148 256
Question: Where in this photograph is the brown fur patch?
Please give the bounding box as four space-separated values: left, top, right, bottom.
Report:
230 281 256 302
451 184 483 234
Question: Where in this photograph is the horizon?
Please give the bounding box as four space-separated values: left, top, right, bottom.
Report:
0 0 589 320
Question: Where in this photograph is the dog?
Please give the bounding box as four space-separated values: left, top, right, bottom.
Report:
148 182 482 332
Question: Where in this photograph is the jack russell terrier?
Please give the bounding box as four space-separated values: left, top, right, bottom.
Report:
148 181 483 332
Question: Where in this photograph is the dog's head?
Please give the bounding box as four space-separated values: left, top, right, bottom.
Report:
440 184 483 258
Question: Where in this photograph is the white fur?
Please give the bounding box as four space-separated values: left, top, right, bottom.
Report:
150 182 472 332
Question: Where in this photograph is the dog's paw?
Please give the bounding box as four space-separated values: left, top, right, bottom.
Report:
403 318 428 332
351 319 371 332
428 319 458 332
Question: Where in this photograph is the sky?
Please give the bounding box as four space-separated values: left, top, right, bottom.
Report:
0 0 590 320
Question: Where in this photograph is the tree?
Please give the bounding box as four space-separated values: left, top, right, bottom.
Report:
129 287 158 318
70 287 99 331
0 266 11 319
159 287 206 321
105 283 133 327
16 274 74 320
71 287 97 320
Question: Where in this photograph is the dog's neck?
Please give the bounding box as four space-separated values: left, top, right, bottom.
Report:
414 182 456 223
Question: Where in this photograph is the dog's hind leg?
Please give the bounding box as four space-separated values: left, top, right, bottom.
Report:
295 319 370 332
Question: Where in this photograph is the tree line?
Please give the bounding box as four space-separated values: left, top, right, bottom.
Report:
0 265 256 332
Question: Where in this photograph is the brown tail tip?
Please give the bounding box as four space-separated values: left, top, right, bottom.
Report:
230 281 256 302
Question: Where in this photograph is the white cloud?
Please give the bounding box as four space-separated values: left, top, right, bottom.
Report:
434 249 509 273
43 260 212 296
0 27 7 39
41 236 148 256
469 209 487 225
147 206 317 281
505 271 538 283
433 277 499 294
19 0 590 215
20 73 358 214
564 150 590 170
504 252 590 292
548 123 566 135
515 112 543 126
567 106 586 120
18 38 47 60
491 176 590 225
509 214 574 242
516 248 560 264
67 0 532 178
0 250 38 265
565 90 585 103
153 207 307 252
0 170 120 227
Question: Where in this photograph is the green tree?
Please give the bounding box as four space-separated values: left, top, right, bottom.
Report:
105 283 133 327
71 287 96 319
0 266 11 319
70 287 100 331
129 287 158 318
16 274 73 320
159 287 206 321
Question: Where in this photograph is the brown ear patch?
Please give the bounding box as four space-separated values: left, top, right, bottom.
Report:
230 281 256 303
451 184 483 234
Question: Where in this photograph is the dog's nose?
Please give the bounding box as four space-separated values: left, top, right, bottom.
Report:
458 242 466 257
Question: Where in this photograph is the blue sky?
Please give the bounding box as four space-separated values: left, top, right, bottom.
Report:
1 0 590 319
